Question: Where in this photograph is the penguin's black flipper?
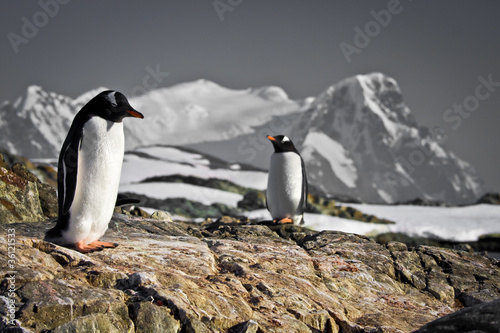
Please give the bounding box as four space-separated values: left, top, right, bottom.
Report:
58 123 85 216
116 194 140 207
265 190 269 211
45 119 86 239
299 157 308 219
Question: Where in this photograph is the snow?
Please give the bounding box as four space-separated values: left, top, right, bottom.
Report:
24 86 43 110
245 204 500 242
119 182 243 207
429 141 448 159
135 146 210 165
126 79 306 147
356 74 401 139
121 146 268 190
346 203 500 242
376 189 392 203
244 209 391 236
302 131 358 188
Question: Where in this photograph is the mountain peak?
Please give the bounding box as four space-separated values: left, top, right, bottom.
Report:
250 86 289 101
26 84 44 94
286 73 483 204
175 78 224 89
195 78 220 86
0 74 484 204
312 73 416 139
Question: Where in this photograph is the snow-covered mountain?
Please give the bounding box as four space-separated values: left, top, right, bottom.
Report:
0 73 485 204
293 73 483 204
0 80 307 158
0 85 106 157
190 73 484 205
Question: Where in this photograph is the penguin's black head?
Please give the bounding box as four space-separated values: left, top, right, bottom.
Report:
267 135 298 153
85 90 144 122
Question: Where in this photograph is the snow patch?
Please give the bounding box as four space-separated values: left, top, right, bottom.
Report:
347 203 500 242
357 75 400 138
302 132 358 188
246 203 500 242
121 146 268 190
119 182 243 207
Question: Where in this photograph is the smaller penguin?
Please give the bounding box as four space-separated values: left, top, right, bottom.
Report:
266 135 307 224
45 90 144 253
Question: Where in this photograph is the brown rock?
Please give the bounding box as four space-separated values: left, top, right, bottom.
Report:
0 153 8 169
414 298 500 333
150 210 173 222
418 245 500 306
0 159 57 221
392 250 426 290
1 217 499 332
129 302 180 333
12 162 39 183
37 182 58 218
0 167 45 223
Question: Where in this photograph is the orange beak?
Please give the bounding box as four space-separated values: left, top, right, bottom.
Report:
267 136 276 141
127 110 144 119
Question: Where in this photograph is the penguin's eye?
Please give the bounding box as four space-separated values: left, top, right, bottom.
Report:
281 136 290 143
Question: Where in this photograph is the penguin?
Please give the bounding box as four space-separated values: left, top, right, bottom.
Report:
45 90 144 253
266 135 307 224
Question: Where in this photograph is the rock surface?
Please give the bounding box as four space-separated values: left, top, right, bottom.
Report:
477 192 500 205
1 215 499 332
1 151 499 332
0 152 58 223
413 298 500 333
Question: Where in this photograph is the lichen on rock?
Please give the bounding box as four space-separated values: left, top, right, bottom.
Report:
1 214 499 332
0 152 58 222
1 151 499 332
0 166 45 223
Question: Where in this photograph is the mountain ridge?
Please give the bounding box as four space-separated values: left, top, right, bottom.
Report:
291 73 483 204
188 73 484 205
0 73 485 204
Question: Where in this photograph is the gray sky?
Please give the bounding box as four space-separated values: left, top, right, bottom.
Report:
1 1 499 192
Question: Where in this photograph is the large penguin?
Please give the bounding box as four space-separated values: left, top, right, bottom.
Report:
266 135 307 224
45 90 144 253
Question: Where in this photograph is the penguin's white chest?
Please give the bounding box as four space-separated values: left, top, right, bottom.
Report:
267 152 304 222
63 118 124 244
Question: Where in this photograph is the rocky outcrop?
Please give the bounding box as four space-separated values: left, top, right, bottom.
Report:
476 192 500 205
377 232 500 256
0 152 58 223
1 151 499 331
0 165 45 223
1 216 499 332
413 298 500 333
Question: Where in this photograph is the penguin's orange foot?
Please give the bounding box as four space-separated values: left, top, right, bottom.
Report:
90 241 119 249
75 241 104 253
276 217 294 224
